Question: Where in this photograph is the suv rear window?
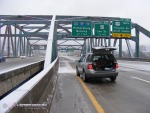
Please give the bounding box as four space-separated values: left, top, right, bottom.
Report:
86 54 116 62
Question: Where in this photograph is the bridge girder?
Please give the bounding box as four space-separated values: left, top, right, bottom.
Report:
0 15 150 59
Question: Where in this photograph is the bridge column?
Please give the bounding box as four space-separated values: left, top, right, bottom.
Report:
44 15 57 68
104 38 107 46
51 22 58 61
23 37 26 56
80 40 85 55
87 38 90 53
119 39 122 57
8 25 15 57
135 29 140 58
126 39 134 58
7 26 10 57
113 39 117 47
95 38 98 47
19 30 22 56
92 38 95 47
14 25 17 57
90 38 93 52
1 26 8 56
98 38 100 46
26 39 29 56
108 39 111 46
101 38 103 46
83 39 86 54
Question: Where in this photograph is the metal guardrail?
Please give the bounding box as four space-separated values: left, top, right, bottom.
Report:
0 57 59 113
117 57 150 62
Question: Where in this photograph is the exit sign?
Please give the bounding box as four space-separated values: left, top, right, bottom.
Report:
94 21 110 37
112 18 131 38
72 20 92 37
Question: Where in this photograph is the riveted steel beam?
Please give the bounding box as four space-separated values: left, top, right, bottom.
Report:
132 23 150 38
57 45 83 46
0 34 48 38
0 20 50 24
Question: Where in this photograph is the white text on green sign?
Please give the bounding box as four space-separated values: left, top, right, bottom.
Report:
94 22 110 37
72 21 92 37
112 19 131 38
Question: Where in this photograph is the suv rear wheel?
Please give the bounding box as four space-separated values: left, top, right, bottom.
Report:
76 67 80 76
110 77 116 82
82 71 88 82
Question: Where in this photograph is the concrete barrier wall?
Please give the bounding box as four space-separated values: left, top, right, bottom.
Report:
0 61 44 98
0 58 59 113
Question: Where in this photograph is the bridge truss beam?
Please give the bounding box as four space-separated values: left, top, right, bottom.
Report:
0 15 52 57
0 15 150 59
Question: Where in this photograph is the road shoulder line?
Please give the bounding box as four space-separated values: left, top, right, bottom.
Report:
76 76 105 113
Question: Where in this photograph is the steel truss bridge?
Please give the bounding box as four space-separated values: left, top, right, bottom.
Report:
0 15 150 64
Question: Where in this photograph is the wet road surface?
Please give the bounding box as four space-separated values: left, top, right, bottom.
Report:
50 56 150 113
50 57 97 113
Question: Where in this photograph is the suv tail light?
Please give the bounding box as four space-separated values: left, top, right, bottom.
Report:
87 64 93 70
116 63 118 68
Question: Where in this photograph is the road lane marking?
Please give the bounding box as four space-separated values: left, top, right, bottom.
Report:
131 76 150 84
77 76 105 113
62 57 105 113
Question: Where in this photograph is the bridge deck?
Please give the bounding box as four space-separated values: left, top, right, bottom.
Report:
50 56 150 113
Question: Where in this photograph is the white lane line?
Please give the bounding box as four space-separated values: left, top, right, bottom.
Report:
131 76 150 84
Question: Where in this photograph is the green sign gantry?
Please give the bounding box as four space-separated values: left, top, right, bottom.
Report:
94 21 110 37
72 21 92 37
112 19 131 38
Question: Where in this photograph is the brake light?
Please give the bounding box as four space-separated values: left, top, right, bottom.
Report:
87 64 93 70
116 63 118 68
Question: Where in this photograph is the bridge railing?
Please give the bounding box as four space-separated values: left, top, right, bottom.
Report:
117 57 150 62
0 57 59 113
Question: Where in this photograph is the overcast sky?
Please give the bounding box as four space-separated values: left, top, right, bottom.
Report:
0 0 150 46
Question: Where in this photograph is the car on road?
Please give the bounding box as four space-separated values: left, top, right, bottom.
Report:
20 55 26 59
76 47 118 82
0 55 6 63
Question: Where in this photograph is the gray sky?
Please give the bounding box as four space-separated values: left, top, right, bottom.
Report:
0 0 150 46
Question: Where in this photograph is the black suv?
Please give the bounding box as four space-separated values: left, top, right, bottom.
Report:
76 47 118 82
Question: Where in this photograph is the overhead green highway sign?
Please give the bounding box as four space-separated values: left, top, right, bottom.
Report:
94 21 110 37
72 20 92 37
112 18 131 38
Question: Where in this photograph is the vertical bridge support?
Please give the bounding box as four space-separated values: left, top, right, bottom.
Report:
135 29 140 58
119 39 122 57
126 39 134 58
44 15 57 68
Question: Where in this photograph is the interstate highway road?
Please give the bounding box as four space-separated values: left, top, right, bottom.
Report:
50 57 150 113
0 57 44 74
